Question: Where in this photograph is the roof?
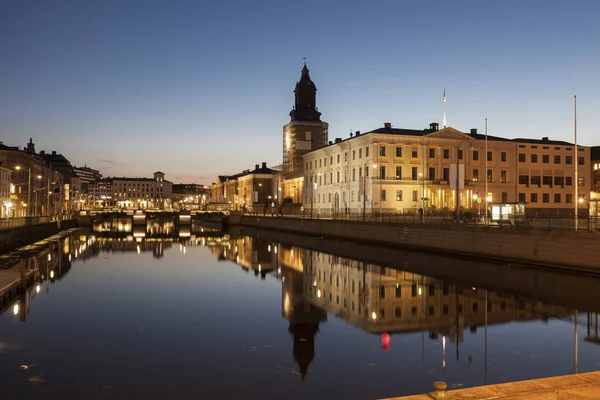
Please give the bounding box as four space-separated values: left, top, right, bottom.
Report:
513 138 573 146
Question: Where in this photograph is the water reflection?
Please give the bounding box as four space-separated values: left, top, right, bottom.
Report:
2 229 600 397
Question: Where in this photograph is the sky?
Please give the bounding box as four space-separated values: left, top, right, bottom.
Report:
1 0 599 185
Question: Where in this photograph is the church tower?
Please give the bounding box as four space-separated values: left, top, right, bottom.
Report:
282 62 328 179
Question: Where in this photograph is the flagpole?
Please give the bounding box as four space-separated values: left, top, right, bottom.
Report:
443 90 447 128
485 118 488 225
574 95 578 231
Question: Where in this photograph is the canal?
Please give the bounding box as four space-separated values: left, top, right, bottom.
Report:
1 226 600 399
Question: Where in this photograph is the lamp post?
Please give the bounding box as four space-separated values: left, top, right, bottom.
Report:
473 194 480 216
14 166 31 217
363 161 376 221
310 172 320 219
377 164 383 221
454 140 473 222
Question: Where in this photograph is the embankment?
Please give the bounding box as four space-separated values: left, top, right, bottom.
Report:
239 216 600 272
0 219 78 255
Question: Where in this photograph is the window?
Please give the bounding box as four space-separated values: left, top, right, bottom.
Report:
337 171 340 183
501 170 507 183
395 286 401 298
429 148 435 158
554 155 561 164
429 167 435 180
366 147 369 157
428 306 435 316
319 159 322 167
543 193 549 203
443 168 449 181
380 286 385 299
555 194 561 203
531 176 541 186
543 155 549 163
412 148 418 158
395 307 402 318
411 284 417 297
395 146 402 157
352 150 356 160
411 167 418 180
443 149 449 159
487 170 492 182
566 177 572 186
578 156 585 165
379 165 386 179
472 151 479 161
458 149 463 160
352 169 356 181
473 169 479 182
428 284 435 296
519 153 526 162
555 176 564 187
531 193 538 203
396 190 403 201
380 146 386 157
359 149 362 158
365 167 369 177
542 176 552 186
330 156 333 165
487 151 493 161
519 193 526 202
501 152 507 162
412 190 418 201
381 190 386 201
566 156 572 164
358 167 362 178
344 153 348 161
395 166 402 180
531 154 538 163
566 194 573 203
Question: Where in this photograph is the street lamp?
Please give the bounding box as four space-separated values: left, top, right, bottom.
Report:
14 165 31 217
363 161 376 221
310 172 320 219
473 194 480 216
454 140 473 222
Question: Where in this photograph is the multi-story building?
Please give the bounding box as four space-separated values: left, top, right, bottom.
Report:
0 164 11 218
0 139 65 217
591 147 600 197
302 122 591 218
38 150 83 213
172 184 209 210
89 171 172 210
209 162 275 212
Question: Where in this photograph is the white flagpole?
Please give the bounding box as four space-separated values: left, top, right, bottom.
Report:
574 95 578 231
443 90 447 128
485 118 488 225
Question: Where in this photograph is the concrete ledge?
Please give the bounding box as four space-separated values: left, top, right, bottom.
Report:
385 371 600 399
239 216 600 272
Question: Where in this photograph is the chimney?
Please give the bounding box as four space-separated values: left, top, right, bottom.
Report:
384 122 392 129
350 132 353 138
255 164 259 170
470 128 478 137
40 150 45 155
52 150 57 155
542 137 549 141
262 162 267 169
429 122 439 132
355 131 361 136
329 141 333 145
335 138 342 143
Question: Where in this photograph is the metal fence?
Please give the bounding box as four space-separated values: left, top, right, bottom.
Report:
0 216 71 231
246 211 600 232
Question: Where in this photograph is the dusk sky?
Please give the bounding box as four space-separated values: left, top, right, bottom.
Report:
1 0 599 185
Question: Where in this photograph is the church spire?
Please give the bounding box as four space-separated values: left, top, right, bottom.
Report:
290 60 321 122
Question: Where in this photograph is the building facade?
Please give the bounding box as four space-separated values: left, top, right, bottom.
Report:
0 164 11 218
302 123 591 218
89 171 173 210
0 139 66 217
209 162 275 212
172 184 209 210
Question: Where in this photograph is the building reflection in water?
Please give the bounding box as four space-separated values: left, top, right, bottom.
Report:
3 229 599 381
204 233 598 380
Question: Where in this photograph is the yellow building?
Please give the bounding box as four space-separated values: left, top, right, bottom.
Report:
303 122 591 217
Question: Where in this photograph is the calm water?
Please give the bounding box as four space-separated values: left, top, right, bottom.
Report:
1 227 600 399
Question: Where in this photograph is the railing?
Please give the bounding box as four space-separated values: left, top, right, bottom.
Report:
0 216 71 231
243 210 600 232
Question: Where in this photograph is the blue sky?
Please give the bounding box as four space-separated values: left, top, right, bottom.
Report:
1 0 599 184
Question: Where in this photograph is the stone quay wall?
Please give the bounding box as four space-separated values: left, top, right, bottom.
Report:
0 219 78 255
239 216 600 272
